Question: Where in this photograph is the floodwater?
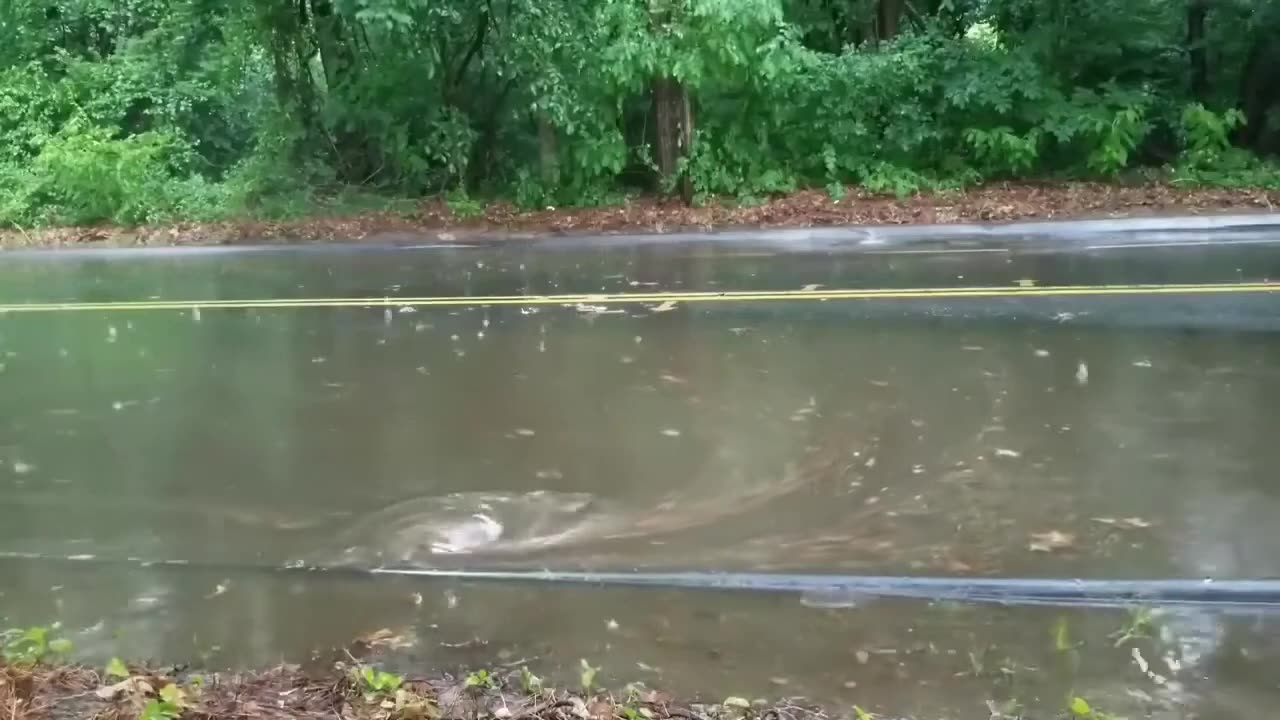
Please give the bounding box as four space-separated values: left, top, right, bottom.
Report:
2 230 1280 718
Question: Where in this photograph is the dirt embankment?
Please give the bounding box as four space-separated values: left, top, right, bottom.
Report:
4 183 1279 249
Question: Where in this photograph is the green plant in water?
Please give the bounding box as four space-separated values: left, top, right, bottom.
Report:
1 624 74 666
1068 695 1125 720
578 658 600 694
1109 607 1155 647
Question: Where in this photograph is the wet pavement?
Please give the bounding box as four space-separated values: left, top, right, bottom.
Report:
2 224 1280 718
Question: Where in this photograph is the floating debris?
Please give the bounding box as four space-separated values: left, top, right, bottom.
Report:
1034 349 1051 357
1028 530 1076 552
660 428 682 437
1132 359 1153 368
192 306 202 323
650 300 678 313
1092 517 1154 529
514 428 537 437
993 448 1022 459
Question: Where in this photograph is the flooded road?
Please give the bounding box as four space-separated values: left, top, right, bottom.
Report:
2 228 1280 717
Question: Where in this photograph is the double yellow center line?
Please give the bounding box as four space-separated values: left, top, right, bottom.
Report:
0 281 1274 313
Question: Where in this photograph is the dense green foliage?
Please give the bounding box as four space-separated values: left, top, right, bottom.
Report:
1 0 1279 226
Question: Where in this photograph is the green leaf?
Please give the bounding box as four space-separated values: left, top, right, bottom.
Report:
158 683 187 707
47 637 73 655
578 658 599 692
105 656 130 679
1069 697 1092 717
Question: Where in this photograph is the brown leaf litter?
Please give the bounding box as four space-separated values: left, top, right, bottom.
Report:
0 658 829 720
4 182 1278 249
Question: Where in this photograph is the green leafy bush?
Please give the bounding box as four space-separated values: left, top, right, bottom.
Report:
1 0 1277 229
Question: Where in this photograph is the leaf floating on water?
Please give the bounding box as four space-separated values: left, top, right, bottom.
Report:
356 628 415 650
1131 647 1149 674
650 300 678 313
1028 530 1076 552
1092 517 1153 529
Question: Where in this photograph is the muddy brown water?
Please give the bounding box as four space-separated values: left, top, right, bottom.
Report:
2 237 1280 717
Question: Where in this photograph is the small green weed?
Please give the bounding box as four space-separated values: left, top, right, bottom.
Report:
106 656 131 679
445 190 485 219
353 665 404 704
464 669 497 691
1068 695 1125 720
0 624 74 666
139 684 188 720
519 666 544 694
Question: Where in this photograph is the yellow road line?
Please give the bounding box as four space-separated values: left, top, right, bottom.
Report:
0 282 1275 313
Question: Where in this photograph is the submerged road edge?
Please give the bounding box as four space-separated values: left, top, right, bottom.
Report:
3 550 1280 611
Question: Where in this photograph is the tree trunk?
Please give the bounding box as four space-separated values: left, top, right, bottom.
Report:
877 0 905 40
536 111 560 189
1187 0 1208 101
652 75 693 203
1238 34 1280 152
309 0 374 181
